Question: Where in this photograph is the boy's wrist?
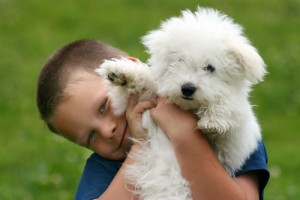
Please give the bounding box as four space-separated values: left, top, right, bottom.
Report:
170 128 205 147
130 130 147 142
127 143 143 158
129 143 143 152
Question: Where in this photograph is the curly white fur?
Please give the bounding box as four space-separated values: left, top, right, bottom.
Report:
96 7 266 200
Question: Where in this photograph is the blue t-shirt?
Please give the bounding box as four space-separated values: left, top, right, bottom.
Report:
75 141 269 200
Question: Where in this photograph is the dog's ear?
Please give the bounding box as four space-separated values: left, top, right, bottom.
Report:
142 29 171 78
142 29 170 62
228 42 267 84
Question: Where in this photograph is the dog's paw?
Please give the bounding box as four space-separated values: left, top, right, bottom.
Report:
96 59 130 86
96 58 152 94
198 118 230 135
107 71 127 86
198 125 219 134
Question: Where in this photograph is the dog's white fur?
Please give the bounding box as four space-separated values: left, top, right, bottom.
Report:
96 7 266 200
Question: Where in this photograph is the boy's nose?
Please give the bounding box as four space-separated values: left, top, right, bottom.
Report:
96 122 116 141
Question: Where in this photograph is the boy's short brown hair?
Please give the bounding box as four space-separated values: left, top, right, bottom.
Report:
36 39 128 133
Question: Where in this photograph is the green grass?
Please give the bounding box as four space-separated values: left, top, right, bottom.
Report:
0 0 299 199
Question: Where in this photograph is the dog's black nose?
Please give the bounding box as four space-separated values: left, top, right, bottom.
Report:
181 83 196 97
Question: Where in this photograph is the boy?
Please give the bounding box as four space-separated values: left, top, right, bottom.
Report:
37 39 269 199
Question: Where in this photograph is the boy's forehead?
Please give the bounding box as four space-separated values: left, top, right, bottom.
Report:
69 70 99 83
65 70 103 94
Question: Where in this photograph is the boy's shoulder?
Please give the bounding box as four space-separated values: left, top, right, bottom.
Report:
75 153 124 199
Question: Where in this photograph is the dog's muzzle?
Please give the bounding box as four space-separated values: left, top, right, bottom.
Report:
181 83 196 99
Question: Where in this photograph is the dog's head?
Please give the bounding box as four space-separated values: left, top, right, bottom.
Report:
143 7 267 110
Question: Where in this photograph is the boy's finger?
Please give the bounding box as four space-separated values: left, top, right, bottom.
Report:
133 101 155 114
127 94 139 110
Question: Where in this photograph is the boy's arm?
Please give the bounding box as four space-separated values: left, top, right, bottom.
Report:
171 128 260 200
150 96 263 200
96 145 140 200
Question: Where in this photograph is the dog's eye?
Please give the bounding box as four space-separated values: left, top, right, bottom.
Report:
203 64 215 73
178 58 185 63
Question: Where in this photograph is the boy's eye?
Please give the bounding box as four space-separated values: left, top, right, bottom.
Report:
87 131 95 147
99 98 108 115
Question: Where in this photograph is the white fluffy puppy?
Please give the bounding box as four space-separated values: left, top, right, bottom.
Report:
96 7 266 200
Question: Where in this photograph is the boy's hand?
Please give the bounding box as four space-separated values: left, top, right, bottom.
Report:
150 96 199 141
126 94 155 141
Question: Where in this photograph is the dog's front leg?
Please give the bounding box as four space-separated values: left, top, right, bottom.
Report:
96 58 152 95
196 102 236 135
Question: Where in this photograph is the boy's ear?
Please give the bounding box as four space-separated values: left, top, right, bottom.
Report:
228 42 267 84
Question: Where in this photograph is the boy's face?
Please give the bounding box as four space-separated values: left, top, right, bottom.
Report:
52 73 132 160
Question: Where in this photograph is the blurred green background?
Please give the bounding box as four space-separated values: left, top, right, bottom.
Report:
0 0 299 199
